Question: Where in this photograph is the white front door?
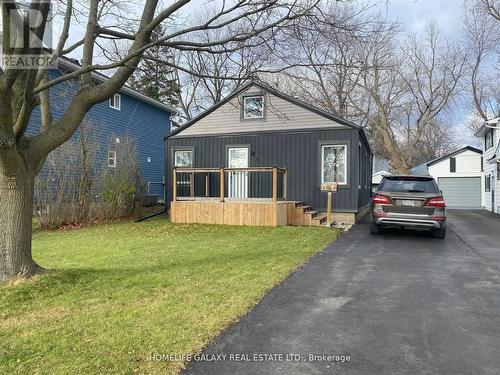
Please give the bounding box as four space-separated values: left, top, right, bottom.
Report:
228 147 249 199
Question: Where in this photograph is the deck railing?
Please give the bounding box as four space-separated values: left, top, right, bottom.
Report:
173 167 288 203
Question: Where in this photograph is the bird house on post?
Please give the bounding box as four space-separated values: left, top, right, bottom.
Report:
321 182 338 228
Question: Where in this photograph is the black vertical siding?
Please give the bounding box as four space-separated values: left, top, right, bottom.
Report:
167 129 371 212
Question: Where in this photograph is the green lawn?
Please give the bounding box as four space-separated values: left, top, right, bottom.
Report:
0 218 339 374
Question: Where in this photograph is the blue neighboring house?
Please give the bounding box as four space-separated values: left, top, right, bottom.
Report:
27 56 177 202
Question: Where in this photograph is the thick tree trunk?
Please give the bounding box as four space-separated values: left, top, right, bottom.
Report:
0 168 43 281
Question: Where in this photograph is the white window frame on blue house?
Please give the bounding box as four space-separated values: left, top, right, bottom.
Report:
109 93 121 110
108 150 117 168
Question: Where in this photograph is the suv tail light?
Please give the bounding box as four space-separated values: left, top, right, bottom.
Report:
372 194 392 204
426 197 446 207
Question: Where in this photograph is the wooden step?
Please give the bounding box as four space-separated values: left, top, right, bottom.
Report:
302 210 318 225
290 202 332 227
312 213 327 224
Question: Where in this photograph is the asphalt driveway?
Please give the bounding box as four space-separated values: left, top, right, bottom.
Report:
183 210 500 375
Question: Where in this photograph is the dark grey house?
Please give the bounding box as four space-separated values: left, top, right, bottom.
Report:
165 81 372 226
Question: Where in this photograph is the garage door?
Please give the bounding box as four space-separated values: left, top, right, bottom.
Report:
438 177 481 209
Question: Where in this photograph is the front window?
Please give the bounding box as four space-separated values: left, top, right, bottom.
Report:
497 163 500 181
485 175 491 192
107 150 117 168
321 144 347 185
485 130 493 149
243 96 264 119
174 150 193 167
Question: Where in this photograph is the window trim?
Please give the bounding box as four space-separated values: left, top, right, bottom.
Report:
107 150 117 168
320 143 348 186
497 162 500 181
109 93 121 110
242 95 265 120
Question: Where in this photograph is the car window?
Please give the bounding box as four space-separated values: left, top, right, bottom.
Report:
379 177 439 193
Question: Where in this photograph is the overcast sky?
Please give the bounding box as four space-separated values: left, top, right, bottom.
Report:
55 0 475 144
384 0 464 34
181 0 465 34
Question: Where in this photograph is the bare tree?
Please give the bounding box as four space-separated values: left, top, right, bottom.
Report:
411 122 459 166
480 0 500 20
463 0 500 131
0 0 322 280
271 2 388 118
351 23 465 172
174 21 272 121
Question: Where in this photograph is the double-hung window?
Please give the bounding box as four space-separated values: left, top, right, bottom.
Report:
321 144 347 185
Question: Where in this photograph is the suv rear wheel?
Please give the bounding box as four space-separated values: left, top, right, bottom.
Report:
370 222 381 235
433 227 446 239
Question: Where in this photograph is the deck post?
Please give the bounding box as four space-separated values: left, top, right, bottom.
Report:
190 172 194 198
272 167 278 203
205 174 209 198
219 168 225 202
172 169 177 201
283 169 287 202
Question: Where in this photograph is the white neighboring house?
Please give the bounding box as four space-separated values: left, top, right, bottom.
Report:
372 170 388 191
475 117 500 214
372 155 389 192
422 146 484 209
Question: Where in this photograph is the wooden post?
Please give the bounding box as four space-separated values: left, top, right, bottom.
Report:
205 174 209 198
272 167 278 203
283 169 287 202
326 191 332 228
172 169 177 201
219 168 225 202
190 172 194 198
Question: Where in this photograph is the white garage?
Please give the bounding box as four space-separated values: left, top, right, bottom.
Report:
417 146 484 209
437 177 482 209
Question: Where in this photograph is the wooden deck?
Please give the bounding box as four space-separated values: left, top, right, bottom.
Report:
170 167 361 227
169 200 354 227
171 200 293 227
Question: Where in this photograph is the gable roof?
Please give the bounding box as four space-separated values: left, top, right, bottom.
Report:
165 80 370 151
57 56 177 114
474 116 500 137
426 146 483 167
